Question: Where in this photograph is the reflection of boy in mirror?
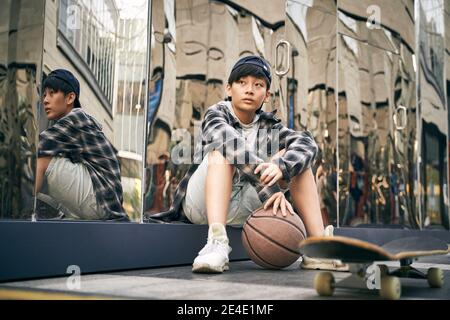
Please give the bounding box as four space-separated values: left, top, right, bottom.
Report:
36 69 129 221
155 56 346 273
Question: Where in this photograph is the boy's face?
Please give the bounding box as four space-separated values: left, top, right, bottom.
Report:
42 88 75 121
225 75 270 114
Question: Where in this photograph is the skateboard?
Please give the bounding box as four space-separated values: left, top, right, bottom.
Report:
299 236 450 300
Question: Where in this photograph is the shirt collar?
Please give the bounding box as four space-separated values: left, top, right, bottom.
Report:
258 108 281 123
221 101 280 126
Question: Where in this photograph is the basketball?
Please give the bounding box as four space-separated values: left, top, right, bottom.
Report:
242 206 307 269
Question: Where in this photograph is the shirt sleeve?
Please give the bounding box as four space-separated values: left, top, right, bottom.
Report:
38 115 83 160
202 107 282 203
270 123 319 183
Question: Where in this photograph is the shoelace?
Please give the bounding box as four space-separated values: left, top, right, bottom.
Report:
198 239 230 256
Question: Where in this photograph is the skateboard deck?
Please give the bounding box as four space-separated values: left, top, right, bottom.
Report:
299 236 449 262
298 236 450 300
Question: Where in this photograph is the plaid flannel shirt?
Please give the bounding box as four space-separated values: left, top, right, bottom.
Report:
152 101 319 222
38 108 128 220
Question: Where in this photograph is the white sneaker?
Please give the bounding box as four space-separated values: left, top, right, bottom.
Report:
300 225 349 272
192 223 232 273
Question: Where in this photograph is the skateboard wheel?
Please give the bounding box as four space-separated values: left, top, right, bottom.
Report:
314 272 335 297
378 264 389 276
427 268 444 288
380 276 401 300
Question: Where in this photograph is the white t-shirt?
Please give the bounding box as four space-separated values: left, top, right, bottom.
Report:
225 101 260 153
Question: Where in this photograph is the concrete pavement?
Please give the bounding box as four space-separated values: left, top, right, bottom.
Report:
1 254 449 300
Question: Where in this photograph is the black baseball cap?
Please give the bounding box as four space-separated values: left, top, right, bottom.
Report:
47 69 81 108
230 55 272 85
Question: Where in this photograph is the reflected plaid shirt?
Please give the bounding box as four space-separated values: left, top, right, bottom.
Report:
153 101 319 222
38 109 128 220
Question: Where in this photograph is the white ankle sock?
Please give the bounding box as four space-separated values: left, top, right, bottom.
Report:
323 225 334 237
208 223 229 244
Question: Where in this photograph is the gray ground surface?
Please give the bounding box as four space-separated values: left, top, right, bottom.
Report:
2 254 450 300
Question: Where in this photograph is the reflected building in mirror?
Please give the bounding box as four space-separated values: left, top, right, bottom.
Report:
0 0 45 219
36 0 148 221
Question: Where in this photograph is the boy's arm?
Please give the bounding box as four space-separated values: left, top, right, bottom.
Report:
270 123 319 184
202 108 282 203
35 156 52 194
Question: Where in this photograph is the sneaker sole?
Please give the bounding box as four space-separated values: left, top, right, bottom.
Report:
192 262 229 274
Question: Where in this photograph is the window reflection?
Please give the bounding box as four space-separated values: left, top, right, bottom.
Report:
58 0 116 105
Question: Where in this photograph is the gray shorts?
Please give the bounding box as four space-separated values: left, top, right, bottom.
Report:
182 153 263 225
45 157 105 220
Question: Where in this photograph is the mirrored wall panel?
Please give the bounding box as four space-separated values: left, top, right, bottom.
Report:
285 0 338 225
35 0 149 222
143 0 287 220
446 0 450 222
417 0 449 229
0 0 45 219
337 0 420 228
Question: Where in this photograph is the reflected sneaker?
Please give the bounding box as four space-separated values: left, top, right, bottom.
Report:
300 225 349 272
192 223 232 273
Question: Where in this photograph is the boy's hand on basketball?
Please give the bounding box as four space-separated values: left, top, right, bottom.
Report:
254 162 283 187
263 192 295 217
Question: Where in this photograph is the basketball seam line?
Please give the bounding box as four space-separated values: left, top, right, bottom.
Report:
250 215 307 239
246 222 301 256
242 228 284 269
